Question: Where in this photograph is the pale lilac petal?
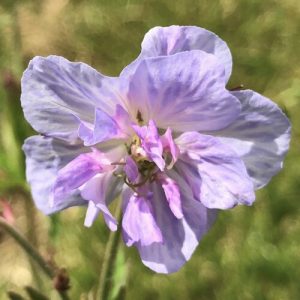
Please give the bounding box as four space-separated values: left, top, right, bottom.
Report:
213 90 291 189
124 156 139 183
137 182 217 273
121 51 240 132
81 174 120 230
157 173 183 219
99 202 118 231
22 136 88 214
139 26 232 82
84 201 100 227
52 149 113 204
78 108 128 146
173 159 201 202
84 201 117 231
132 120 165 170
21 55 122 142
122 189 163 247
80 172 121 209
176 132 255 209
114 104 134 136
161 128 180 169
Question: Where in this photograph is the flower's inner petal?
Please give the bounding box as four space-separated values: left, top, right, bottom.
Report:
84 201 117 231
78 105 131 146
84 200 100 227
98 202 118 231
114 104 134 136
157 173 183 219
124 156 139 183
176 131 255 209
161 128 180 169
132 120 165 171
81 173 119 230
52 149 113 204
122 189 163 247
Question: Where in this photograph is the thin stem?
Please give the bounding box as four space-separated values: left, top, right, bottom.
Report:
96 201 123 300
0 216 54 278
59 292 70 300
0 217 70 300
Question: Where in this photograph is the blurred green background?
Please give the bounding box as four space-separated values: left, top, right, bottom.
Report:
0 0 299 299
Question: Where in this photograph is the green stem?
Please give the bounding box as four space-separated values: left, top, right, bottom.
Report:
96 201 123 300
0 217 70 300
59 292 70 300
0 217 54 278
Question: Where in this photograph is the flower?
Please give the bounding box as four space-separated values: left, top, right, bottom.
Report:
21 26 291 273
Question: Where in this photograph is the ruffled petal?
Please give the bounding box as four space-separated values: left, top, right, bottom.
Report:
139 25 233 82
132 120 165 170
121 50 240 132
52 149 114 206
157 173 183 219
176 132 255 209
136 182 217 273
21 55 122 142
81 174 121 230
78 106 131 146
122 189 163 247
22 136 88 214
124 156 139 183
161 128 180 169
213 90 291 189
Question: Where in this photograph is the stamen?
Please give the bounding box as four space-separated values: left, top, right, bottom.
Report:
110 162 126 166
113 171 125 178
136 110 143 125
229 84 244 91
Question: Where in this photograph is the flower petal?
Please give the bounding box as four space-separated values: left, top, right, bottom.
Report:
81 174 120 230
52 149 113 204
84 201 100 227
22 136 88 214
139 25 233 82
21 55 122 142
132 120 165 170
136 182 217 273
176 132 255 209
124 156 139 183
213 90 291 189
156 173 183 219
121 50 241 132
122 189 163 247
78 106 130 146
161 128 180 169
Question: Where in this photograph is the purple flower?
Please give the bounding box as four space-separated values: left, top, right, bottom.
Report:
21 26 291 273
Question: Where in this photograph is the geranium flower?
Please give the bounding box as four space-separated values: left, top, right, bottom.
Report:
21 26 290 273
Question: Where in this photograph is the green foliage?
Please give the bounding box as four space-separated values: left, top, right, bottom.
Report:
0 0 299 299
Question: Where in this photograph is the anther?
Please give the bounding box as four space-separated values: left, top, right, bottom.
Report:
229 84 244 91
136 110 143 124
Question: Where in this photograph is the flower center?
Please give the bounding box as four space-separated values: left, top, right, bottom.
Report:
112 118 179 195
124 135 158 191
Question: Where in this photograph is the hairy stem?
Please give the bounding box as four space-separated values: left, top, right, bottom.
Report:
0 217 70 300
96 200 123 300
0 216 54 277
